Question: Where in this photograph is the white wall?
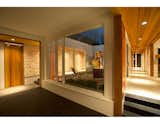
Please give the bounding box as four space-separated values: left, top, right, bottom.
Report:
24 44 40 85
0 42 5 89
153 38 160 78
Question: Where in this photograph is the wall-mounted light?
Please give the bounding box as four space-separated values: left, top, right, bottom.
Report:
11 38 15 41
141 21 148 26
5 42 23 47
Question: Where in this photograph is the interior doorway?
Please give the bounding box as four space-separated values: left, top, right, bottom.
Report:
137 54 141 67
133 53 141 68
0 34 40 91
4 43 24 88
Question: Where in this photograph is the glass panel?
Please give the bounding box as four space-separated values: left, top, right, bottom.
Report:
65 47 74 74
57 39 65 82
75 49 86 72
65 26 104 93
58 45 62 77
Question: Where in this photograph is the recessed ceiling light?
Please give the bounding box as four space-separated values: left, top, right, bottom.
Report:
138 37 142 40
11 38 15 41
141 21 147 26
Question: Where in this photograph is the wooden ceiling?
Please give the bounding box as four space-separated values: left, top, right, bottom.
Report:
0 34 40 46
111 7 160 53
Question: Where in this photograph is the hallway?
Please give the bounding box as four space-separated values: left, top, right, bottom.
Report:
124 71 160 116
126 73 160 102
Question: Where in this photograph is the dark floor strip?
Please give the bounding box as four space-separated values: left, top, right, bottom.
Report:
124 105 159 116
125 97 160 110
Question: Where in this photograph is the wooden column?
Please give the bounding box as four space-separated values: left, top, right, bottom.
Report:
131 51 134 72
62 38 65 84
113 15 126 116
73 49 75 70
150 44 154 76
144 50 146 71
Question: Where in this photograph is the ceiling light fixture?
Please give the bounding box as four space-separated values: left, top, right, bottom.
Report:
141 21 147 26
11 38 15 41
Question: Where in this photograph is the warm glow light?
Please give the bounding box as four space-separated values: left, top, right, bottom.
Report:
11 38 15 41
141 21 148 26
75 50 86 72
0 85 38 97
127 77 158 86
138 37 142 41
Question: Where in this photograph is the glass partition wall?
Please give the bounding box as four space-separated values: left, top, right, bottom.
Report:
48 26 104 93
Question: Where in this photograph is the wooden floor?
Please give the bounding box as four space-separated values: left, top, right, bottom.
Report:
0 87 104 116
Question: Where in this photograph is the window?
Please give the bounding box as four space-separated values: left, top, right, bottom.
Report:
57 46 86 75
75 49 86 72
58 46 62 77
65 47 74 74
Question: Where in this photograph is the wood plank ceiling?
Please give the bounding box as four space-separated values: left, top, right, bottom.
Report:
112 7 160 53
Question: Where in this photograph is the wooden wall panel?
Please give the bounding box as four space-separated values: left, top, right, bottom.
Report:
5 45 24 88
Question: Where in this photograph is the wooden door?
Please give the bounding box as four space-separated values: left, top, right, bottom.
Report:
5 45 24 88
